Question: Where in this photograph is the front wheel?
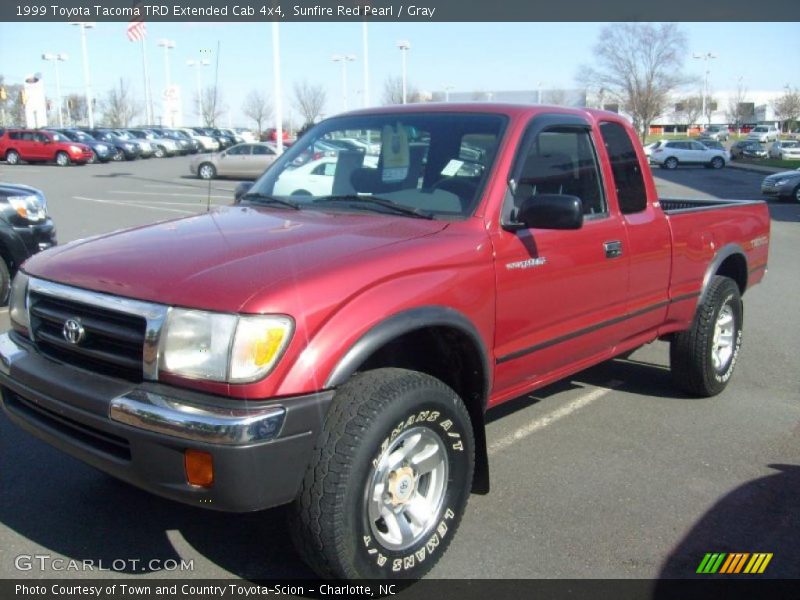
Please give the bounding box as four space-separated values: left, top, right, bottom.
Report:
291 368 474 579
55 151 70 167
0 260 10 306
670 276 743 397
198 163 216 180
663 157 679 170
792 184 800 204
154 146 166 158
710 156 725 169
112 149 124 162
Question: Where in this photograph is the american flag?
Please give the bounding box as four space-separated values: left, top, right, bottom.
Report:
127 3 146 42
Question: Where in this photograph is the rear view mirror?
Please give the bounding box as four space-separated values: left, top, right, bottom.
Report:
512 194 583 230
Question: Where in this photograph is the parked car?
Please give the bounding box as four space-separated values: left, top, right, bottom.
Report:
47 129 114 163
789 128 800 140
760 168 800 202
220 128 245 144
649 139 727 169
178 128 219 152
82 129 141 161
193 127 235 149
126 129 181 158
0 105 770 581
730 140 768 160
747 125 780 143
190 142 279 180
161 129 200 154
0 129 93 166
698 125 730 142
110 129 155 158
0 182 56 303
768 139 800 160
234 128 258 143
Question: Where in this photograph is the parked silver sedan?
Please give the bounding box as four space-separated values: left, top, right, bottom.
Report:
190 142 278 180
768 140 800 160
761 168 800 202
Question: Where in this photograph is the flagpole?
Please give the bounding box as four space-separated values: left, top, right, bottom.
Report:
141 37 153 124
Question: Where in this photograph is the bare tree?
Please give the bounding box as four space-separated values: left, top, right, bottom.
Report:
773 87 800 132
101 79 141 128
676 94 703 126
544 89 569 106
241 90 271 135
726 80 751 134
65 93 88 125
577 23 689 141
196 85 226 127
292 80 326 126
382 76 420 105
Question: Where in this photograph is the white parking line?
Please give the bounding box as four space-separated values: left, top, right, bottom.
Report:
73 196 196 214
488 380 622 455
97 198 228 207
110 190 231 200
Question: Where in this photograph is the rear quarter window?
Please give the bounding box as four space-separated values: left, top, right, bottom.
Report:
598 121 647 215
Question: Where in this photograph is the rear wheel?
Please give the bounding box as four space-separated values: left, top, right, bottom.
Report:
5 150 20 165
670 276 743 397
710 156 725 169
291 368 474 579
198 163 216 180
663 157 679 170
55 151 70 167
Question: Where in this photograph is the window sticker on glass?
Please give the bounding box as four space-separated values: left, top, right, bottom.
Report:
441 159 465 177
381 124 410 182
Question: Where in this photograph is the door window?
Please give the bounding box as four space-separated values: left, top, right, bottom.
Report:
252 145 274 155
514 127 606 217
226 145 251 156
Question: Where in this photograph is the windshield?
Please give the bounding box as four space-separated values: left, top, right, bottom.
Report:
248 112 506 220
71 131 93 141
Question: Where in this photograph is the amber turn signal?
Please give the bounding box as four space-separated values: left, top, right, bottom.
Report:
184 449 214 487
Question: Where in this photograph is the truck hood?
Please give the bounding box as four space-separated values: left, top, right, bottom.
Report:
24 206 448 312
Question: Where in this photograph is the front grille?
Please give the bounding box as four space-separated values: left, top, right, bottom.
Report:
3 389 131 461
29 292 146 382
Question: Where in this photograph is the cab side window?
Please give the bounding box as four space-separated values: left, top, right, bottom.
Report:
515 128 606 217
599 121 647 214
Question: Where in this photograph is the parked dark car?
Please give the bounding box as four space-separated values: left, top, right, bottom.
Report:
125 129 181 157
761 168 800 202
48 129 114 163
730 140 768 160
0 182 56 303
193 127 235 149
81 129 142 161
153 128 198 154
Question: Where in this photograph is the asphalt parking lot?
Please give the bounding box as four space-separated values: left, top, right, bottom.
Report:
0 157 797 580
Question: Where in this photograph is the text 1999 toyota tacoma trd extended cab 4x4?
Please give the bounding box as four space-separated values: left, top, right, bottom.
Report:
0 105 769 579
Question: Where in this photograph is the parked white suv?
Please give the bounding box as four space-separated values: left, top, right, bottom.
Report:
649 140 728 170
747 125 780 143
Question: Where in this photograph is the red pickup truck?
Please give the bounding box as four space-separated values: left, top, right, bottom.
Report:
0 104 769 579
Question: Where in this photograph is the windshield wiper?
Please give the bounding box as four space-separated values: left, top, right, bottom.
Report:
240 192 301 210
313 195 433 220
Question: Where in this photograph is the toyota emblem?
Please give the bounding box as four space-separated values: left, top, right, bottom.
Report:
62 318 85 345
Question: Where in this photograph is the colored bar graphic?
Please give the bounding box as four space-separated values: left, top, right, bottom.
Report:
699 552 773 574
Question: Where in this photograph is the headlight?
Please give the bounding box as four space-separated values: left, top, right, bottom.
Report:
96 144 108 152
7 195 46 222
160 309 293 383
124 143 135 150
9 271 30 335
774 179 787 186
69 145 82 153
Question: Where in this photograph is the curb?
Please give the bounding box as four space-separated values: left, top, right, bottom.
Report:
727 162 788 175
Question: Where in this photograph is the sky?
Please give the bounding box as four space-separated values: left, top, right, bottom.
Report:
1 21 798 127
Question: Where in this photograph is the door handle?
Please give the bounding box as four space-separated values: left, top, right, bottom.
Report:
604 240 623 259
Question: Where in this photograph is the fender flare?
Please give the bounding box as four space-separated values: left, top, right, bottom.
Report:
698 243 748 308
325 305 491 404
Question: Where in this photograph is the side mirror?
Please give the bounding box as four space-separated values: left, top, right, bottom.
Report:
233 182 253 203
510 194 583 230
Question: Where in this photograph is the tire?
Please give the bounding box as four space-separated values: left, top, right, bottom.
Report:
5 150 20 165
710 156 725 169
198 163 216 180
664 157 679 170
112 149 124 162
0 260 10 306
55 151 70 167
154 146 166 158
793 184 800 204
291 368 475 580
88 151 98 164
670 276 743 397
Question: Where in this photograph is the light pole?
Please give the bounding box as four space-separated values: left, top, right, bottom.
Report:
332 54 356 112
397 40 411 104
443 85 454 102
272 22 283 154
158 39 176 126
693 52 717 127
362 22 370 108
187 57 210 122
71 22 95 128
42 53 68 127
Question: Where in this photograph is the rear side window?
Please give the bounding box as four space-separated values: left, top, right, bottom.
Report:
599 122 647 214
